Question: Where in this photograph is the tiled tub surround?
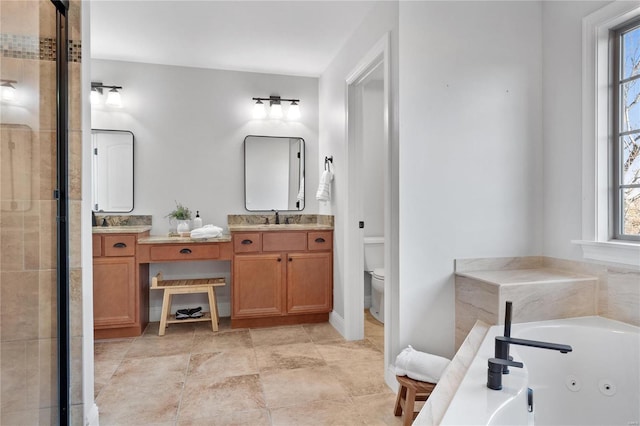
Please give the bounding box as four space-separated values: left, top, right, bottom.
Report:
454 256 639 350
416 256 640 426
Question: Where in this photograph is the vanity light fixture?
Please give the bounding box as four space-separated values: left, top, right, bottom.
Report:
1 79 17 102
91 82 123 107
252 95 301 120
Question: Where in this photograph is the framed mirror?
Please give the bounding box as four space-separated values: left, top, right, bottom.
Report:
91 129 134 212
244 135 305 211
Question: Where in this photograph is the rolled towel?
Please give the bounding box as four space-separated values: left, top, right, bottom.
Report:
190 224 223 239
316 169 333 201
394 345 450 383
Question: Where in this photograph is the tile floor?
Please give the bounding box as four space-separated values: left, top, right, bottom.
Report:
94 312 400 425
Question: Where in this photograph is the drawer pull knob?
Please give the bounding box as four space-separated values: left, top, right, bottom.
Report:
241 239 253 245
277 258 282 262
179 248 192 254
289 257 293 262
113 242 127 248
314 237 326 243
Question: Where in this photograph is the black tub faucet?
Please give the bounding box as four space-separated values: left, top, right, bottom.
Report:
487 301 573 390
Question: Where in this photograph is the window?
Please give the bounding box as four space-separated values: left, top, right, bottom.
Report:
577 3 640 267
613 19 640 240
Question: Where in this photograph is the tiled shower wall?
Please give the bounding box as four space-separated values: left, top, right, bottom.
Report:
0 0 83 423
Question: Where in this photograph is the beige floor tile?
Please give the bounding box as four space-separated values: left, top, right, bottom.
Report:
255 342 326 372
93 339 135 363
93 360 120 398
315 339 383 363
96 381 182 425
270 399 363 426
193 316 235 335
144 320 197 337
124 333 194 359
261 366 350 409
329 358 389 397
191 329 253 354
177 408 271 426
353 393 403 426
187 349 258 380
108 353 189 386
178 375 266 420
303 322 345 343
250 325 311 347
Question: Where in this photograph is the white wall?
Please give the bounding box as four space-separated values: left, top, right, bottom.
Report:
318 1 399 326
91 59 319 318
399 1 544 358
541 1 610 260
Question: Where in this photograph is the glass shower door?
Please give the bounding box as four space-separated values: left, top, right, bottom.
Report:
0 0 70 423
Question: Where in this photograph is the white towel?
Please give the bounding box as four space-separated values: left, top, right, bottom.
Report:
394 345 450 383
190 224 223 239
297 176 305 203
316 169 333 201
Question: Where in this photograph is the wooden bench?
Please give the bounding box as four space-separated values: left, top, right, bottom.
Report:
151 272 225 336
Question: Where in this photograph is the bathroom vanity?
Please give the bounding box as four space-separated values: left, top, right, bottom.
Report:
92 215 334 336
92 226 151 339
231 226 334 328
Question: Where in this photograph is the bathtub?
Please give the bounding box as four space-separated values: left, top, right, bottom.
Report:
440 317 639 425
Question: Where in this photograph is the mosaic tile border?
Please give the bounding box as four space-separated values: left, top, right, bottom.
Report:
1 33 81 62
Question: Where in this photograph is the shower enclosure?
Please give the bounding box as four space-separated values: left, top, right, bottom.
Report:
1 0 82 424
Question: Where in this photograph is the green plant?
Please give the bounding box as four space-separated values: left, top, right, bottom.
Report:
166 201 192 220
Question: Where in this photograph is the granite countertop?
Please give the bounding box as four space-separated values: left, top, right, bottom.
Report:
228 224 334 232
92 226 152 234
137 235 232 244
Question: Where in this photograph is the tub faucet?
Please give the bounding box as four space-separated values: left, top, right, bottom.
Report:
487 301 573 390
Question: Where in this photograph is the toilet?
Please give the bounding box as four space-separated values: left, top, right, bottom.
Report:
364 236 385 323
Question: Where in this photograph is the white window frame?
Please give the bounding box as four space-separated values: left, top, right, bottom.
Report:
575 1 640 268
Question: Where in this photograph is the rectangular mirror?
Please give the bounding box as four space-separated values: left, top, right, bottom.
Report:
244 135 305 211
92 129 134 213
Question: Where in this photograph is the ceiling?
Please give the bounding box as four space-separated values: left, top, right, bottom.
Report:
90 1 376 77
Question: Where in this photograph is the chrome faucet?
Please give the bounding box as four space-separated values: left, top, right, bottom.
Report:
272 209 279 224
487 301 572 390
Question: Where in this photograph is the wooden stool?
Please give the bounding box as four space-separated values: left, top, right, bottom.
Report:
394 375 436 426
151 272 225 336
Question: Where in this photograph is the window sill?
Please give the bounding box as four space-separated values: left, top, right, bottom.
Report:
572 240 640 269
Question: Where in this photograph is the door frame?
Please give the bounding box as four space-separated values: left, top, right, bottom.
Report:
344 33 397 387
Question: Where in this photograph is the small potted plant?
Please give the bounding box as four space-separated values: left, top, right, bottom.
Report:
166 201 193 236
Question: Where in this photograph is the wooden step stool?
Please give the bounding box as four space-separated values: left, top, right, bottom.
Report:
394 375 436 426
151 272 225 336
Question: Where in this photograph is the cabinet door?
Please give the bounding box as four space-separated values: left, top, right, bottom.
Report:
93 257 137 328
287 252 332 314
233 254 285 318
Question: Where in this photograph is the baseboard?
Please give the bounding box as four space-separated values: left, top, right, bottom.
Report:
385 363 398 391
329 311 346 338
86 403 99 426
149 302 231 322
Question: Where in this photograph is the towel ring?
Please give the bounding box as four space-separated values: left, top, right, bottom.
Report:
324 156 333 171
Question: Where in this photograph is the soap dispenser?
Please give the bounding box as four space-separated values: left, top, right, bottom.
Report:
193 211 203 229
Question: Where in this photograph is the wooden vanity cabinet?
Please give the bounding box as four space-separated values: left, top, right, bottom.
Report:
93 231 149 339
231 230 333 328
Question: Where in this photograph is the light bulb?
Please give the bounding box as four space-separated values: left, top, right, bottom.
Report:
90 89 102 105
1 83 16 102
105 88 122 107
270 102 283 119
253 100 266 119
288 101 300 120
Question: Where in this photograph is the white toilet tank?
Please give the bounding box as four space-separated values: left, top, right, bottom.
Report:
363 236 384 271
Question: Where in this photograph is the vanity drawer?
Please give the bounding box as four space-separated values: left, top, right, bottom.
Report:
150 244 220 261
308 231 333 251
262 232 307 252
233 233 262 253
103 235 136 257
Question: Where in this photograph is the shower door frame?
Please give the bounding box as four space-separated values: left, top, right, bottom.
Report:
52 0 71 424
